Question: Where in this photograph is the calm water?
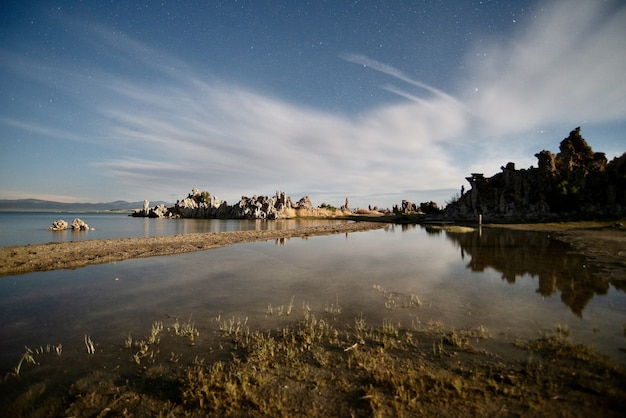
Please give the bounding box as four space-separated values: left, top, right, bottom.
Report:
0 211 348 247
1 222 625 374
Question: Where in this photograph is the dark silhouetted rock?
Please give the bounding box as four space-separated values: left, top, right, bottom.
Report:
446 128 625 221
419 201 440 214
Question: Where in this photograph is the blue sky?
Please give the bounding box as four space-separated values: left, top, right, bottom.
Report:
1 0 625 208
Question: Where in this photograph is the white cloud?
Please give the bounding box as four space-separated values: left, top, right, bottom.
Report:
465 0 626 135
96 65 476 205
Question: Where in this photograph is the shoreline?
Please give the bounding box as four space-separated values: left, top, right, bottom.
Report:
2 219 625 280
0 221 387 277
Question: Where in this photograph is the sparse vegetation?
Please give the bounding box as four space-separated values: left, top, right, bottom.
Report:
445 192 461 207
3 292 625 417
318 202 337 211
199 190 211 203
373 284 422 309
84 335 95 355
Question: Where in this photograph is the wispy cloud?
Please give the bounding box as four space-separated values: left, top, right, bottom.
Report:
464 0 626 134
96 76 466 204
342 53 469 111
0 117 90 143
0 189 87 203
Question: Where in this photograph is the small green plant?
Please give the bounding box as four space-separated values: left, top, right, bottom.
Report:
409 293 421 307
148 321 164 344
173 316 199 342
84 335 95 355
445 329 468 349
274 295 296 316
382 319 399 338
374 284 422 309
125 332 133 348
13 348 37 377
324 294 342 314
556 324 570 337
318 202 337 211
471 325 489 339
433 338 445 357
286 295 295 316
32 343 63 356
218 316 250 347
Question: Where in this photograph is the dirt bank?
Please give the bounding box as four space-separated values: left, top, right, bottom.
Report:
0 222 387 277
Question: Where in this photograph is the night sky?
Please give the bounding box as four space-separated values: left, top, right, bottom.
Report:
1 0 625 208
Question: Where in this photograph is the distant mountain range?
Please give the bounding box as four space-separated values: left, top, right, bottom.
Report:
0 199 172 212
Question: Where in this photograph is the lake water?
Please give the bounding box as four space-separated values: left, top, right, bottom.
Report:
0 211 349 247
1 216 625 376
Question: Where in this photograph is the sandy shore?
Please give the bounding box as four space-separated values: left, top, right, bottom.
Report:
0 222 387 277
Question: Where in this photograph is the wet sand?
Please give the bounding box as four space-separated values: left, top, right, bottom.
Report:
0 222 387 277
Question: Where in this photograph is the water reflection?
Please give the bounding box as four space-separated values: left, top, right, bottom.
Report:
437 226 612 317
1 225 625 375
0 212 351 247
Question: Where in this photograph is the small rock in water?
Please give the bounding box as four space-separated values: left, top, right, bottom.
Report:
71 218 89 231
49 219 68 231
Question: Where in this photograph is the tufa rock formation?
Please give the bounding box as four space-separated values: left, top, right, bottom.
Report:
393 200 419 215
446 128 626 221
71 218 89 231
49 219 68 231
49 218 91 231
393 200 439 215
134 188 317 220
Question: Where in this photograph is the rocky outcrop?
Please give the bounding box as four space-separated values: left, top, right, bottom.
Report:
295 196 314 212
393 200 419 215
171 188 227 218
49 219 68 231
446 128 626 221
419 201 440 214
340 198 350 212
71 218 89 230
133 199 182 218
393 200 440 215
135 188 318 220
